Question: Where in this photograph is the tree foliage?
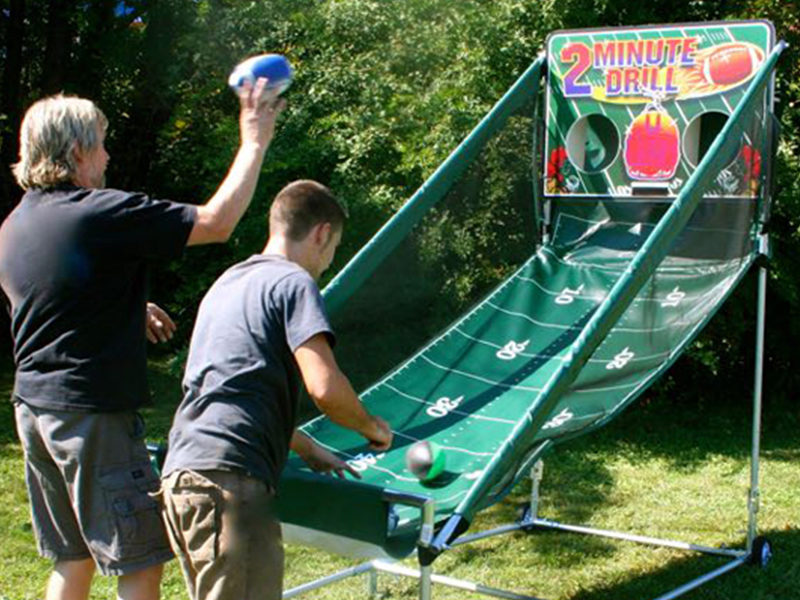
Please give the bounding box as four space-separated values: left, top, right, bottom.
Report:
0 0 798 401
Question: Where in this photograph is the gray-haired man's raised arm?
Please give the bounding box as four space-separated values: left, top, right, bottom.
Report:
188 77 285 246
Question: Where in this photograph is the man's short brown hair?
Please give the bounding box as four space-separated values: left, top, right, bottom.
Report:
269 180 346 241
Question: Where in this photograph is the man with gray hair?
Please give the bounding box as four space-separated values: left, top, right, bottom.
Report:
0 78 283 600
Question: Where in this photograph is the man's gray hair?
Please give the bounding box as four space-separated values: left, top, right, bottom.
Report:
12 94 108 190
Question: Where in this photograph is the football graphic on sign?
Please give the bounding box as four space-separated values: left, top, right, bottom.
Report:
624 110 680 181
700 42 764 86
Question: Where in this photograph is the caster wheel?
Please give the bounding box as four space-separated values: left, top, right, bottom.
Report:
749 536 772 568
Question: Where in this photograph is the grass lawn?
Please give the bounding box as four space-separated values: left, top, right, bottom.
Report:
0 356 797 600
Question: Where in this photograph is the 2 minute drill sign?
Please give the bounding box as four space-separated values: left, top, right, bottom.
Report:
561 37 700 97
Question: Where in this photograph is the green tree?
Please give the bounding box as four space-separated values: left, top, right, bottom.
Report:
0 0 797 401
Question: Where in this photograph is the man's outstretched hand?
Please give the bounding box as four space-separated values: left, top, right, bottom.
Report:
237 77 286 151
366 415 393 451
291 431 361 479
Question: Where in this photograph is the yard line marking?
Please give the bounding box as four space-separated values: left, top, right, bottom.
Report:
608 276 737 332
384 383 517 425
574 379 645 393
578 258 755 415
514 274 603 300
588 349 673 364
515 272 720 304
453 325 671 365
541 245 743 276
354 254 542 402
559 212 753 237
301 433 418 483
486 299 580 331
392 431 496 457
452 327 568 361
420 355 544 392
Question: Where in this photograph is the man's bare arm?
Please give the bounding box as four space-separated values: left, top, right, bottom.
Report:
294 333 392 450
188 78 285 246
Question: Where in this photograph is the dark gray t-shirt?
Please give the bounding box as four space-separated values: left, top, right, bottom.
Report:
163 255 334 488
0 185 196 411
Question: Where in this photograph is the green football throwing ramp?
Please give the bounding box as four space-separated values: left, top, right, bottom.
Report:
278 21 786 600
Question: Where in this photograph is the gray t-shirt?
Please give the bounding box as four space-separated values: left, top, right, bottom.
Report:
163 254 334 488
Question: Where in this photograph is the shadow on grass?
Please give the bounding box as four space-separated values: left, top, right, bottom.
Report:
461 389 800 567
565 528 800 600
495 450 617 528
537 385 800 477
440 528 799 600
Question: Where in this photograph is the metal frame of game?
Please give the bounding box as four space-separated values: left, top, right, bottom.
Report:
519 262 772 599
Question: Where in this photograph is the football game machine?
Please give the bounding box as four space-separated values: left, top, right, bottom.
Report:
274 20 785 600
528 19 782 599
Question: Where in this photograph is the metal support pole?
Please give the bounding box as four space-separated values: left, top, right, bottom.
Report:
367 568 378 599
651 557 748 600
531 51 545 243
419 565 433 600
530 518 744 558
283 561 376 598
747 264 768 550
373 561 546 600
542 199 552 245
418 498 436 600
453 523 528 546
530 461 544 521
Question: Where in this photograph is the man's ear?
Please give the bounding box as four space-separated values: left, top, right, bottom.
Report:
72 142 86 166
315 222 333 246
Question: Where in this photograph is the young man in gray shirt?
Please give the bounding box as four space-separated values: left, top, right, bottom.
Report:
161 180 393 600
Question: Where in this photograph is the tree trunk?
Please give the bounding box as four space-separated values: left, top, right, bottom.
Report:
41 0 73 95
73 0 116 100
1 0 26 216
